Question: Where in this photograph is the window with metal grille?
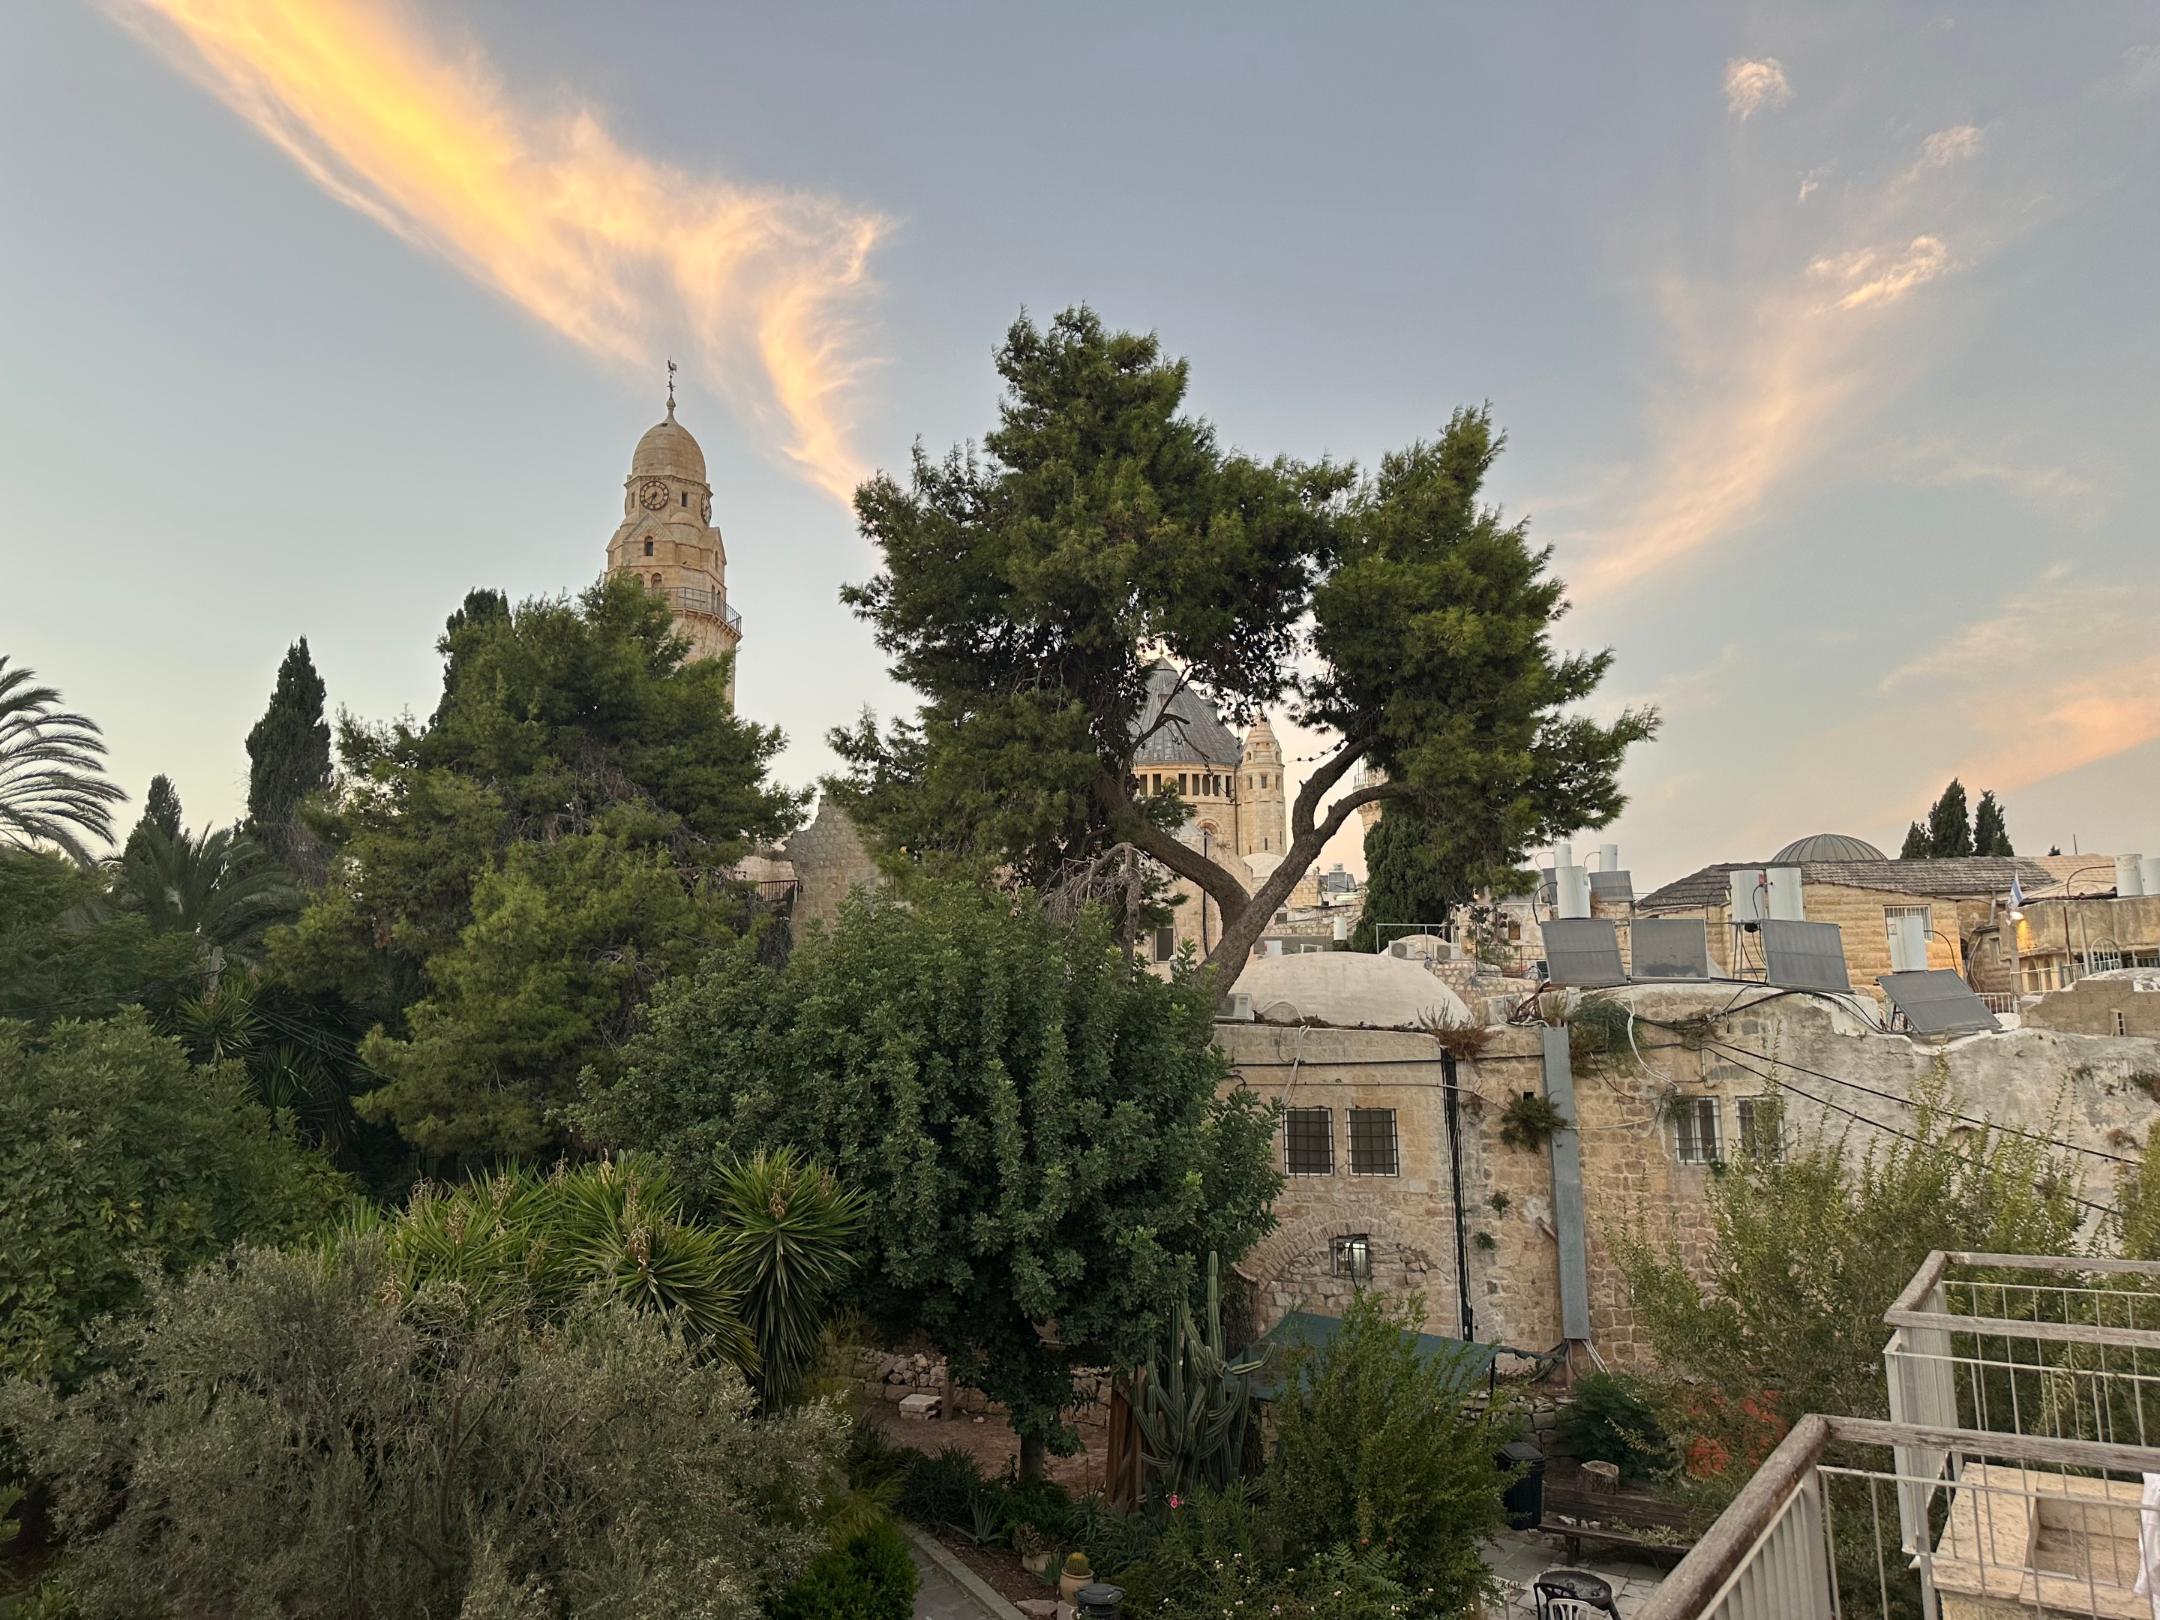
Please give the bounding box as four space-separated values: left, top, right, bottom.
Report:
1736 1096 1783 1161
1331 1234 1370 1281
1284 1107 1333 1176
1349 1108 1399 1176
1674 1097 1721 1164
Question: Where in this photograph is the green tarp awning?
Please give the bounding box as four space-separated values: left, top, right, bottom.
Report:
1248 1310 1502 1400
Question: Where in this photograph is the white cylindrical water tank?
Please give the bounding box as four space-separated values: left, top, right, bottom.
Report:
1728 868 1769 924
2117 854 2147 898
1599 843 1620 872
1332 915 1350 943
1767 866 1806 921
1556 864 1591 919
1553 839 1575 871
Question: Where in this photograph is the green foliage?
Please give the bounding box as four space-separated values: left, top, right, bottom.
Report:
1973 789 2014 856
1923 778 1975 859
831 310 1655 973
0 1244 847 1620
1554 1372 1675 1483
1352 799 1528 954
1566 994 1636 1073
1613 1071 2082 1480
1135 1252 1268 1497
0 659 126 864
710 1149 867 1406
1121 1485 1410 1620
355 1156 755 1368
138 776 181 842
243 637 333 863
893 1446 983 1529
0 852 200 1026
1265 1291 1515 1616
1899 821 1929 860
766 1520 916 1620
108 819 297 972
275 577 801 1162
580 881 1283 1475
0 1012 351 1391
1499 1091 1571 1150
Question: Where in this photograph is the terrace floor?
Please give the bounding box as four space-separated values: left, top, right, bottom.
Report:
1485 1530 1670 1617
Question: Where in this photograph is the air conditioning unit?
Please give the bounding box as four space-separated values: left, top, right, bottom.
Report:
1218 992 1254 1022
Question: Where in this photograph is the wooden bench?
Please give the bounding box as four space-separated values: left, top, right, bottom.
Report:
1540 1471 1699 1564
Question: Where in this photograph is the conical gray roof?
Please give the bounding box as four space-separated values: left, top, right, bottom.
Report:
1132 663 1244 768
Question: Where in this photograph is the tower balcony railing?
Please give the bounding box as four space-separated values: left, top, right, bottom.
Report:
661 586 742 634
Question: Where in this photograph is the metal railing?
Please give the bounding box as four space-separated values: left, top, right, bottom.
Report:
1641 1253 2160 1619
662 585 742 633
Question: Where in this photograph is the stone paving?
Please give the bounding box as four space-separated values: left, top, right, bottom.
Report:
1484 1530 1669 1617
904 1527 1019 1620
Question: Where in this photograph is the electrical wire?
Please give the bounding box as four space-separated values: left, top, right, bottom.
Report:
1704 1042 2122 1223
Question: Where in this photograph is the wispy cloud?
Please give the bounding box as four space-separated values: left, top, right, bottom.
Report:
1881 570 2160 792
1886 438 2096 506
1797 164 1831 202
1809 233 1954 310
1724 57 1793 119
2120 44 2160 96
1920 124 1986 167
108 0 888 505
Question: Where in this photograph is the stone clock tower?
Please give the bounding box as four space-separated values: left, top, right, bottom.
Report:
604 385 742 704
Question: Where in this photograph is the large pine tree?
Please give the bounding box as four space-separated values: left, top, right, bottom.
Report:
1924 779 1974 859
1972 790 2014 857
244 640 332 861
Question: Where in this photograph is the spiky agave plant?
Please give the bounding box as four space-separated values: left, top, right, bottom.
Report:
0 657 125 863
711 1148 866 1406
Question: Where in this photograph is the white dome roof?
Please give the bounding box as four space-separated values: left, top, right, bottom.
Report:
630 408 707 483
1236 951 1472 1030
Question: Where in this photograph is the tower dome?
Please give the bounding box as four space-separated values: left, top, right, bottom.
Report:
629 403 707 483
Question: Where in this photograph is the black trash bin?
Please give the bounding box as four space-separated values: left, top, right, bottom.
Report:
1498 1436 1545 1530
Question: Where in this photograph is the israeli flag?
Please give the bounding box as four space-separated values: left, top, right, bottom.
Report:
2009 876 2025 911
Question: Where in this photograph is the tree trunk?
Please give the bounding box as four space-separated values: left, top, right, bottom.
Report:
1018 1430 1047 1484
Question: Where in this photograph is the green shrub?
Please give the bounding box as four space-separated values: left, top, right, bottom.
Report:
1121 1485 1407 1620
896 1446 983 1529
1267 1291 1515 1617
0 1244 848 1619
767 1519 916 1620
1000 1475 1076 1543
1066 1496 1158 1580
1554 1371 1674 1482
0 1012 351 1389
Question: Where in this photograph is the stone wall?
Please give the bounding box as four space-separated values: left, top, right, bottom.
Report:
1217 988 2160 1368
830 1345 1114 1428
2025 970 2160 1038
1647 881 1970 1000
785 798 882 938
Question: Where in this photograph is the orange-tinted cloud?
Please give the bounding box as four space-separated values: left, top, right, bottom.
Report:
109 0 887 504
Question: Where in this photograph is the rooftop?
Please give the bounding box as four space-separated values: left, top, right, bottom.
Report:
1131 662 1244 768
1640 855 2054 912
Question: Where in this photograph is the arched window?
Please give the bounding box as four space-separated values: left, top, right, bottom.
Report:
650 572 663 589
643 539 654 557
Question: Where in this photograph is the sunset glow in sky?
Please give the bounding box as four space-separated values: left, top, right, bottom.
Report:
3 2 2156 884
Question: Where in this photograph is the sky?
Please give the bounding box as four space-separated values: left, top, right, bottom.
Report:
3 1 2158 891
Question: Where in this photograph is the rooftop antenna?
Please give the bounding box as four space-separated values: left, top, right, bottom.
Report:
666 357 677 419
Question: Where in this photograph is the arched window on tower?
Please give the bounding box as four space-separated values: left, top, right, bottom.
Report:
643 539 654 557
649 572 663 590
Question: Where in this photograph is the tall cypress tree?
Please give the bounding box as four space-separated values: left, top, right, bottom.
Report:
1924 779 1974 859
1899 821 1930 861
142 774 182 840
244 639 332 859
1972 790 2014 857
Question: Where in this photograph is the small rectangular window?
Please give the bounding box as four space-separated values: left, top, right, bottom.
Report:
1736 1097 1783 1161
1285 1107 1333 1176
1331 1234 1371 1282
1349 1108 1399 1176
1178 773 1188 795
1153 925 1176 963
2117 1010 2130 1037
1674 1097 1721 1164
643 539 654 556
680 491 689 507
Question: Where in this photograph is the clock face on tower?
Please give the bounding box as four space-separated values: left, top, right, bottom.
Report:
638 479 670 512
699 494 713 522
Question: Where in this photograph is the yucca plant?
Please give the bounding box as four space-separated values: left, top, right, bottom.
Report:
363 1158 756 1368
1134 1251 1268 1499
710 1148 866 1406
0 657 125 863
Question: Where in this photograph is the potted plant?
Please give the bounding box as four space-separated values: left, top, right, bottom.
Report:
1059 1551 1094 1605
1015 1522 1053 1577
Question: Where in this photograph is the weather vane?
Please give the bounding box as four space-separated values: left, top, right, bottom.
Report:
666 357 677 414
